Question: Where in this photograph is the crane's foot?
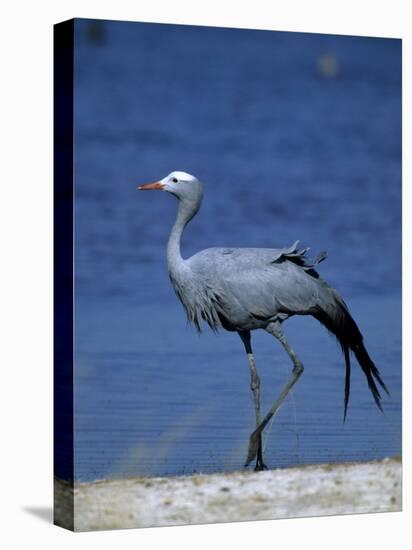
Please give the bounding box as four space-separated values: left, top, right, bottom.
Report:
255 444 268 471
254 460 268 471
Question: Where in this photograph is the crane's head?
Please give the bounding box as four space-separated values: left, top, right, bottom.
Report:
138 171 203 206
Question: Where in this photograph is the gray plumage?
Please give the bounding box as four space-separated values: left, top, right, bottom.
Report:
139 170 389 471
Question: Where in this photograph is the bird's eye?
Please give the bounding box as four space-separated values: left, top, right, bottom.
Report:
172 177 178 183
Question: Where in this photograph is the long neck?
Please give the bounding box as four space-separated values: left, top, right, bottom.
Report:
167 199 198 275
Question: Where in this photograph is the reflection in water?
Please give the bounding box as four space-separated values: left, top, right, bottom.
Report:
318 51 339 78
85 20 106 46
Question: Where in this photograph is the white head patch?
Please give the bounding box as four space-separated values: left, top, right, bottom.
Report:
167 171 198 182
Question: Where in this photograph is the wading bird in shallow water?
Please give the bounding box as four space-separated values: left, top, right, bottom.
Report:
138 171 389 471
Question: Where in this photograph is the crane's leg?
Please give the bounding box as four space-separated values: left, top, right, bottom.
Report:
238 331 267 471
245 321 304 467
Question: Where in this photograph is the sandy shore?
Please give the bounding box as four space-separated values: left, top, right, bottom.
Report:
54 457 401 531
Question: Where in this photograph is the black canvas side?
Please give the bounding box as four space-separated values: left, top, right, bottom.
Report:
53 18 74 531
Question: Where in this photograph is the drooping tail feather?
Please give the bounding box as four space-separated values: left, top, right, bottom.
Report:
343 344 351 421
351 340 390 409
312 293 389 419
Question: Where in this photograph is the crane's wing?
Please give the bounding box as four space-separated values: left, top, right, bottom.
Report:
188 240 325 276
221 257 328 321
186 241 329 329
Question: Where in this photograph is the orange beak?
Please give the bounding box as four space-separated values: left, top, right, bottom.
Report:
137 181 165 191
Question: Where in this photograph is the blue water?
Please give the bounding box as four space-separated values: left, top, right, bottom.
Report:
73 19 401 481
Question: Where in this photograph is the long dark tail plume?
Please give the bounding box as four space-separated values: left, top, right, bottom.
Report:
312 294 389 420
